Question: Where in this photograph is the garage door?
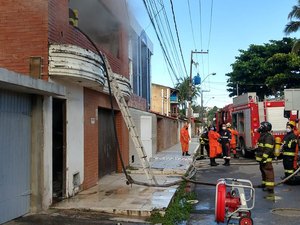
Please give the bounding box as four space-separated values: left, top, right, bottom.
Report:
0 90 31 224
98 108 117 178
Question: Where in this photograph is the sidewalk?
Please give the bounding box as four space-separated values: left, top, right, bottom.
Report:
52 138 200 218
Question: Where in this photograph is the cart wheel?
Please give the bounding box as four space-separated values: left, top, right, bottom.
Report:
239 216 253 225
240 211 251 218
215 182 226 223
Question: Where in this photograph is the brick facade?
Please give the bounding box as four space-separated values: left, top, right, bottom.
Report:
1 0 131 191
128 93 147 111
48 0 130 189
0 0 48 79
83 88 129 189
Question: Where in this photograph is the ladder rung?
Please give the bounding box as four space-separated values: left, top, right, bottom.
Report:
105 63 157 185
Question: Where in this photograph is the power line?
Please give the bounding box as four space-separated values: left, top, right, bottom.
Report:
159 0 186 79
198 0 203 50
147 0 186 82
207 0 214 50
187 0 197 50
143 0 180 82
169 0 188 77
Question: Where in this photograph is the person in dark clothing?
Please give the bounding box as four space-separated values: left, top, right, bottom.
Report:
199 128 209 159
281 121 300 185
255 121 275 194
218 123 232 166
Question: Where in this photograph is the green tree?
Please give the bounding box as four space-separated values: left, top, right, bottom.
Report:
226 38 299 100
206 106 218 126
175 76 201 116
284 0 300 53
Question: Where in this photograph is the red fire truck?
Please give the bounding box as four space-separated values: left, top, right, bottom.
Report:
216 92 289 157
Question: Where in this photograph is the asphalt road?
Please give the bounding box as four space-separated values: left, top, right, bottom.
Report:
188 157 300 225
4 158 300 225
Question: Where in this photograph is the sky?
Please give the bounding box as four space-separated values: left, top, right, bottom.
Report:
128 0 298 108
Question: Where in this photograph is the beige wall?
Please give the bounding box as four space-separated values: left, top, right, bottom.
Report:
157 117 179 151
151 84 171 116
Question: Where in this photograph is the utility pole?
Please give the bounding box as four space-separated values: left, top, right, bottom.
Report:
188 50 208 124
200 90 210 126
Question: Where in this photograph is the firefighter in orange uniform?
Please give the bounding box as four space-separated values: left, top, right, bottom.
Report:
226 123 239 158
256 121 275 194
180 122 191 156
208 126 221 166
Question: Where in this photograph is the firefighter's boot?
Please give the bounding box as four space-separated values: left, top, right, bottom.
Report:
223 159 230 166
210 158 218 166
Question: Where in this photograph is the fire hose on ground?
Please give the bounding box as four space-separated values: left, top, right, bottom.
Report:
123 155 300 188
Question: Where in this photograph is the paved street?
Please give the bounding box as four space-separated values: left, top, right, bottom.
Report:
4 156 300 225
3 209 150 225
188 157 300 225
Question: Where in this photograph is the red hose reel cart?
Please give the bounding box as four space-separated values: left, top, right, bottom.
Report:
215 178 255 225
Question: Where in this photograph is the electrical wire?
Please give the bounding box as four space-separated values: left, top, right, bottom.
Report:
198 0 203 50
169 0 188 78
158 0 186 80
143 0 180 83
187 0 197 50
207 0 214 50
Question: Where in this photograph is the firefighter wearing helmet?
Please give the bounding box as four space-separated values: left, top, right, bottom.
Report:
226 123 239 158
281 121 300 184
256 121 275 194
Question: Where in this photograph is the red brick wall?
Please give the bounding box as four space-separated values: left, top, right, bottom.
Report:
128 94 147 111
0 0 49 79
115 111 129 172
83 88 129 189
48 0 129 78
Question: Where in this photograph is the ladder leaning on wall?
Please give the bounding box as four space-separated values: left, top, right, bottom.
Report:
103 56 158 185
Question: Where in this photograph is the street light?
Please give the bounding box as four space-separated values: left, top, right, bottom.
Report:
200 73 216 128
204 96 215 107
201 72 216 86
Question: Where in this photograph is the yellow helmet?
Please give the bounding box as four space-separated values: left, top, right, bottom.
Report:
226 123 231 128
288 121 296 128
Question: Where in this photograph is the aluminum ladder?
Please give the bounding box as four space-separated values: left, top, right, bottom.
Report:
103 56 158 185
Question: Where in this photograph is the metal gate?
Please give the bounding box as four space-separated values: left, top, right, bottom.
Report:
0 90 31 224
98 108 117 178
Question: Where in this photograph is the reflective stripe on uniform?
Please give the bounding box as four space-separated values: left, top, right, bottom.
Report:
285 169 294 174
258 143 274 149
265 143 274 149
265 181 275 187
256 157 262 161
263 153 269 158
283 152 295 156
256 157 272 162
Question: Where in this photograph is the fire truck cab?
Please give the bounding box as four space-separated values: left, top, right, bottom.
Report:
232 92 287 157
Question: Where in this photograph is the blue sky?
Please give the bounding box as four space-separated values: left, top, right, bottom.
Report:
128 0 298 108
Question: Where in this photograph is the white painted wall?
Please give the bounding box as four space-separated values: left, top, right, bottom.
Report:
42 96 53 209
65 83 84 197
128 108 157 167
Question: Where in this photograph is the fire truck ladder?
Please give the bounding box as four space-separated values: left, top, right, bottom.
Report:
103 57 158 185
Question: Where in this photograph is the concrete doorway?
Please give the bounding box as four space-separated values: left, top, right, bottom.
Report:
52 98 66 202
